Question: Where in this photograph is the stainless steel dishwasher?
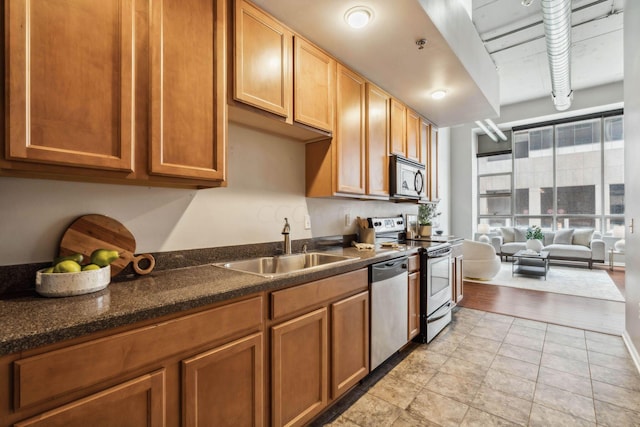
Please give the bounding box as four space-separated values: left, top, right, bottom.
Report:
370 256 408 370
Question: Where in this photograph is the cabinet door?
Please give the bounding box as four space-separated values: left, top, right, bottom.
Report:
272 308 328 427
406 109 421 162
389 99 406 156
294 37 335 132
183 333 263 427
6 0 134 171
453 254 464 304
331 291 369 399
365 83 390 197
14 370 165 427
431 127 439 200
408 272 420 340
234 0 293 118
420 119 431 199
149 0 226 181
335 64 366 195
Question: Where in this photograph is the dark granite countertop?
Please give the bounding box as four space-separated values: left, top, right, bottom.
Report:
0 244 429 356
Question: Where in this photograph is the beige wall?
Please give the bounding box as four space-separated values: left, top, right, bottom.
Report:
0 123 450 266
624 0 640 363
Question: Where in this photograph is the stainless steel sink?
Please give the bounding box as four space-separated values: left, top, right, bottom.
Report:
213 252 359 278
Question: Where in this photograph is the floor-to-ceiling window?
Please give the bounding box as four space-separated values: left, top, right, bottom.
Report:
477 111 624 233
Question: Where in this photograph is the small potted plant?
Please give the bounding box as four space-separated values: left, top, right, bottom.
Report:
525 225 544 252
418 203 441 237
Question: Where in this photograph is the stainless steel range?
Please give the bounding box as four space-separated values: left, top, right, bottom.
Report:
406 236 454 343
418 243 453 343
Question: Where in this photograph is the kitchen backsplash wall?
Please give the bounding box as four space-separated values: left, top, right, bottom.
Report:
0 123 449 266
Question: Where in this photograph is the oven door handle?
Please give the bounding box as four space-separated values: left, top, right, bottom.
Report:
427 301 453 323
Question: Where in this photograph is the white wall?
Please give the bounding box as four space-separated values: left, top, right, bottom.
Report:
449 81 624 239
0 123 451 266
623 0 640 364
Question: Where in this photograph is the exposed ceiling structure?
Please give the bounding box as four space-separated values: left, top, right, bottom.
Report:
473 0 624 107
249 0 624 127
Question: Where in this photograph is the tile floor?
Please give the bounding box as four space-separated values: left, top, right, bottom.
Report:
322 307 640 427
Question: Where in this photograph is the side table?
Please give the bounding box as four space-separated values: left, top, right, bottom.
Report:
609 248 624 271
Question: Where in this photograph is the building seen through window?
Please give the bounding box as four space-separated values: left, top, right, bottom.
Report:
477 112 624 234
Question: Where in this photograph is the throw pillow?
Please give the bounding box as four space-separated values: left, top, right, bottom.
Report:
553 228 574 245
500 227 515 243
573 228 594 247
514 228 527 242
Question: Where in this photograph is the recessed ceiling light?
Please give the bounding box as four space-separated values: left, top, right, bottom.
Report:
431 90 447 100
345 6 373 29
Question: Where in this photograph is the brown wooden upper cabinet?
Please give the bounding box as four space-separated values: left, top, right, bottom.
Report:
389 99 407 157
335 65 366 195
365 83 391 198
294 37 335 132
3 0 228 188
149 0 227 181
431 126 440 200
406 109 421 162
305 69 373 198
233 0 293 119
233 1 334 134
5 0 135 172
420 118 432 200
390 98 422 163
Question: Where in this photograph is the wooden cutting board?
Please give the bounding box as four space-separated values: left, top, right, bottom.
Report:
58 214 155 277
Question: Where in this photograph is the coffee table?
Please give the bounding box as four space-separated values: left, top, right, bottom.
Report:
512 250 550 280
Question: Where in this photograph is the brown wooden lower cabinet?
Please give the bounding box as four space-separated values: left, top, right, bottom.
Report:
271 307 329 427
3 268 373 427
331 291 369 399
408 271 420 340
452 243 464 304
407 254 420 341
182 332 264 427
14 370 165 427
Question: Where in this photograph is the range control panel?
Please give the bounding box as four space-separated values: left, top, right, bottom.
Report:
368 216 405 234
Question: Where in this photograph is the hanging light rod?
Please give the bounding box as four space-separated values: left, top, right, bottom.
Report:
475 121 498 142
485 119 508 141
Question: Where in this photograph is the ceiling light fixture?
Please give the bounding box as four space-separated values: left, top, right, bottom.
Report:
485 119 507 141
431 90 447 100
475 121 498 142
344 6 373 29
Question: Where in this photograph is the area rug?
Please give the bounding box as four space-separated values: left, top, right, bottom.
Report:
465 262 625 302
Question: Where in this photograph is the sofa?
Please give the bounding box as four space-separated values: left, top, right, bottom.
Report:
490 227 605 268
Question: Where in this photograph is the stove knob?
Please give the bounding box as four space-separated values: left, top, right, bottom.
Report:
374 221 381 227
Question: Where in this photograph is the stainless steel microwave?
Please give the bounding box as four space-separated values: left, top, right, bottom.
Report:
390 155 426 200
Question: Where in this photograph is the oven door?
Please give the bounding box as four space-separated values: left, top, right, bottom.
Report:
426 252 452 317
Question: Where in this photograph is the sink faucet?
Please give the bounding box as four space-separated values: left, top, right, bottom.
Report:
282 218 291 255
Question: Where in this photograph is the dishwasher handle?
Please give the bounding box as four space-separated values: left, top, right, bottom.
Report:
371 257 408 283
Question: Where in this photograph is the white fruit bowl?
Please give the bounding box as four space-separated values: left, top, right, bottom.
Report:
36 265 111 297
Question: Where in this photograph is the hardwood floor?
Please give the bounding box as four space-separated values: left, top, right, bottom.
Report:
459 265 626 335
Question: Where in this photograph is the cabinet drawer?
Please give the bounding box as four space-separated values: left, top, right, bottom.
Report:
14 370 165 427
408 254 420 273
271 269 367 320
14 296 263 410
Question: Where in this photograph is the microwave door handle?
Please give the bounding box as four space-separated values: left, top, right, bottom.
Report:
415 170 424 194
